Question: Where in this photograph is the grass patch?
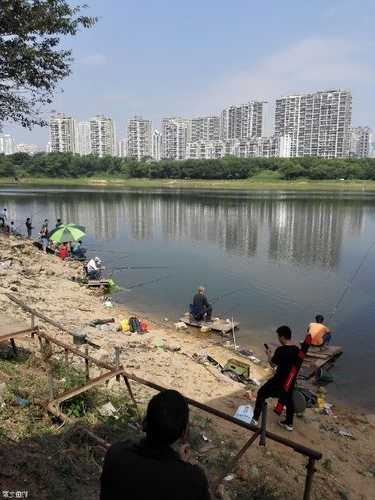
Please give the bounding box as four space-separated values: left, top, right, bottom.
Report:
2 176 375 191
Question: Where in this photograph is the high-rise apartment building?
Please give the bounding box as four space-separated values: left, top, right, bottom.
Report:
152 130 162 161
275 89 352 158
127 117 152 161
190 116 220 142
0 134 15 155
220 102 264 141
350 127 372 158
89 115 115 157
49 113 76 153
75 121 92 156
118 139 127 158
161 118 190 160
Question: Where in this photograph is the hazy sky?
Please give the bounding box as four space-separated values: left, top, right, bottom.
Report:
4 0 375 147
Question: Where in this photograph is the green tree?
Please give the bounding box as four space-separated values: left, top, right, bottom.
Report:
0 1 96 129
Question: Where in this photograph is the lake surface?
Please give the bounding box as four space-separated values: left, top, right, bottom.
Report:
1 185 375 412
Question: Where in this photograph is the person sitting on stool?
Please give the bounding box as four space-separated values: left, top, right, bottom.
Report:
190 286 212 322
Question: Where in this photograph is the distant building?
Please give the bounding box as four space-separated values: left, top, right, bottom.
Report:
275 89 352 158
161 118 190 160
220 102 264 141
49 113 76 153
89 115 115 157
0 134 16 155
350 127 372 158
191 116 220 142
118 139 127 158
152 130 162 161
186 136 291 160
127 117 152 161
75 121 92 156
15 144 41 155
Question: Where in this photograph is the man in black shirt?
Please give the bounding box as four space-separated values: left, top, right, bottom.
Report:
252 325 299 431
100 390 211 500
191 286 212 322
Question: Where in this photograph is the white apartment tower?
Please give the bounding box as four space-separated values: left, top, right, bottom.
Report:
75 121 92 156
127 117 152 161
220 102 264 141
191 116 220 142
118 139 127 158
275 89 352 158
89 115 115 157
161 118 190 160
350 127 372 158
0 134 15 155
49 114 76 153
152 130 162 161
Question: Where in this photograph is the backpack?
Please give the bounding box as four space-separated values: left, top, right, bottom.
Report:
129 316 141 333
140 320 149 333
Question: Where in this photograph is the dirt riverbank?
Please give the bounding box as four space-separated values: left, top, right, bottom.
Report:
0 234 374 499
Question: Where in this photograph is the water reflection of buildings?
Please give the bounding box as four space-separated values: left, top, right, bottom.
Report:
2 191 368 271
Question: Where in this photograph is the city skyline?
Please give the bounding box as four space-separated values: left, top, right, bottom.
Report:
5 88 372 160
1 89 373 159
1 1 374 147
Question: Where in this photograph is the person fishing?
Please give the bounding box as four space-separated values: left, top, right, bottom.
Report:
86 256 103 280
252 326 300 432
190 286 212 322
0 207 7 227
100 390 211 500
40 219 49 252
57 242 69 260
308 314 331 347
25 217 33 238
71 240 86 259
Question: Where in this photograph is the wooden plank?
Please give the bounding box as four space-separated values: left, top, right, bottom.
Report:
0 327 36 344
180 314 239 334
306 345 343 360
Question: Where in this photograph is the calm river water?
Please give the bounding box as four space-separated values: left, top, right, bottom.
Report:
1 186 375 411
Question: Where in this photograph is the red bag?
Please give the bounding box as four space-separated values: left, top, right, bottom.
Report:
140 320 149 333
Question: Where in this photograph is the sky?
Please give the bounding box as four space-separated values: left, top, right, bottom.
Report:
4 0 375 147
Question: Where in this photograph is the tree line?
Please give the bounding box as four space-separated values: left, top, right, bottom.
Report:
1 152 375 180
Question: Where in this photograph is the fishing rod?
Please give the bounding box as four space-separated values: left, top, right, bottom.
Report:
328 236 375 322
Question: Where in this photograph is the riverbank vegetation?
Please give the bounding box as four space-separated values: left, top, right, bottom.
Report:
1 153 375 183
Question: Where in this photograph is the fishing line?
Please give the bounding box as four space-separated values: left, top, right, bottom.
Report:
328 236 375 321
123 274 173 291
113 265 170 271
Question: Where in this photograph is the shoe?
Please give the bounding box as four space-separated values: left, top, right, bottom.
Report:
278 420 293 432
250 418 259 427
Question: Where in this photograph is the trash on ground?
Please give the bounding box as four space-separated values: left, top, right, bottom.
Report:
234 405 254 424
98 402 118 418
15 396 29 407
337 428 354 439
223 474 235 482
174 321 187 330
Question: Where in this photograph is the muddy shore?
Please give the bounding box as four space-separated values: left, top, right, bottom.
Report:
1 234 374 499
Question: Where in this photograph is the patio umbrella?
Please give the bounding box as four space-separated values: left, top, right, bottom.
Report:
48 223 86 243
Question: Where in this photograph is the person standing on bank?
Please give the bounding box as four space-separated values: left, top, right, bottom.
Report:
252 325 299 432
25 218 33 238
40 219 49 252
100 390 211 500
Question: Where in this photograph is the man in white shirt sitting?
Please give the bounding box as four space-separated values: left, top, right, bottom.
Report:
86 256 103 280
